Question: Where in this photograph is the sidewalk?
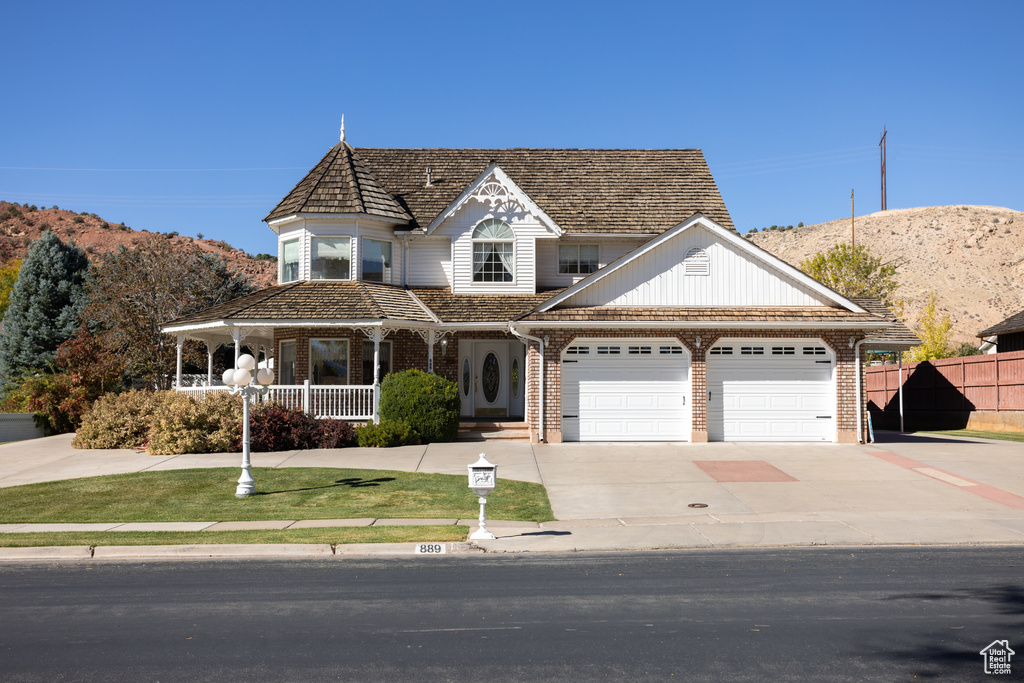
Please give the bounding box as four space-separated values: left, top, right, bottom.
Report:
1 431 1022 559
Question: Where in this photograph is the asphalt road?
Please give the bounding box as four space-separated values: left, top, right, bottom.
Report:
1 547 1022 681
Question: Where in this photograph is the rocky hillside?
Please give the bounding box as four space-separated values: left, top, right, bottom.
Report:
0 201 277 288
747 205 1024 345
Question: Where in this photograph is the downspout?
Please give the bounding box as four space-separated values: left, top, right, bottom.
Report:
854 338 867 443
509 323 545 442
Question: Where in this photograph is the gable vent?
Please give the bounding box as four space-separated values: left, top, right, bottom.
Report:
683 247 710 276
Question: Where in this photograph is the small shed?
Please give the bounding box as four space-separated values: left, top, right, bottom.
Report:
978 309 1024 353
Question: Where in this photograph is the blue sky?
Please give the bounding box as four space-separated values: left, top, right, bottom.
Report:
2 1 1021 256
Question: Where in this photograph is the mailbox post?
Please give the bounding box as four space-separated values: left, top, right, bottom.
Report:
468 454 498 540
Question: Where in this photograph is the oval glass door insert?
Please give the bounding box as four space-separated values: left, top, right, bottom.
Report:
482 352 500 403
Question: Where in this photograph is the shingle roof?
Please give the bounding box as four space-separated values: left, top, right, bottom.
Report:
165 282 434 326
265 143 412 223
522 306 886 325
267 147 735 234
410 288 564 323
848 297 920 349
978 309 1024 337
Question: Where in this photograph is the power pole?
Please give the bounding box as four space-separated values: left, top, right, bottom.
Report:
879 127 887 211
851 189 855 248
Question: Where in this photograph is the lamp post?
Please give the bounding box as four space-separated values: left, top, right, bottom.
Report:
468 454 498 540
223 353 274 498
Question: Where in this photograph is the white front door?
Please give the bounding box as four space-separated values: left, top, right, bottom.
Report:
474 341 509 417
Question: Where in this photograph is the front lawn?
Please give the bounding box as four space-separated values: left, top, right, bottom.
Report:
0 467 554 524
918 429 1024 443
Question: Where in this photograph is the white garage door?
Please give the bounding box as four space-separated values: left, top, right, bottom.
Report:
561 339 691 441
706 340 835 442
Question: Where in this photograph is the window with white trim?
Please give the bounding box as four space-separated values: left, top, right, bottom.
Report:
278 341 296 385
361 238 392 283
361 340 392 384
472 219 514 283
311 236 351 280
558 244 599 274
310 339 348 385
683 247 710 276
281 238 300 283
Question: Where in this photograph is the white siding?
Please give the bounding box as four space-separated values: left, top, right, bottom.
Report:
407 237 452 287
436 199 556 295
537 238 647 289
278 218 403 285
563 225 830 307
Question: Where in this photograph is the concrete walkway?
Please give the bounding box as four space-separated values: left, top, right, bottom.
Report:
1 432 1023 558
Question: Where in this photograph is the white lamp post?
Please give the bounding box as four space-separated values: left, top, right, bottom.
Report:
224 353 274 497
468 454 498 540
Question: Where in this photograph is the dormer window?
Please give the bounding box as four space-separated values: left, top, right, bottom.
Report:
472 219 514 283
362 238 392 283
311 236 351 280
281 238 300 283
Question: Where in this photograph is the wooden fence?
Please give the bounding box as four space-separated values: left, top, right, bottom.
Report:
866 350 1024 415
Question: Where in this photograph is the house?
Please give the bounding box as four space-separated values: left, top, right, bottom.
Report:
164 126 900 444
978 309 1024 353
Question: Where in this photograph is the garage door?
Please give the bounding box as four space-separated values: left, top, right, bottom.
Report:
561 339 691 441
706 340 835 441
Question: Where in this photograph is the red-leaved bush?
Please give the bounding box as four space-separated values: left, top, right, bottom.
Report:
248 402 356 451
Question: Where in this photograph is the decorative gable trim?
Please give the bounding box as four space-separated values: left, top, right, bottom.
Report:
535 214 868 313
424 164 564 237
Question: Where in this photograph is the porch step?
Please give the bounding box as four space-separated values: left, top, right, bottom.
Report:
457 421 531 443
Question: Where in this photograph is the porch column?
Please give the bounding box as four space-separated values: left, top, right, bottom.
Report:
231 328 241 368
175 334 184 389
206 343 215 386
371 328 382 424
426 329 436 374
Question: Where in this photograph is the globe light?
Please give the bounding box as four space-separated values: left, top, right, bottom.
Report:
256 368 275 386
222 369 236 386
233 368 252 386
237 354 257 372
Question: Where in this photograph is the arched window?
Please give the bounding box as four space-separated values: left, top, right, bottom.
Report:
683 247 710 276
472 219 514 282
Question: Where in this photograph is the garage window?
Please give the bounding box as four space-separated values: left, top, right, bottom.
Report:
803 346 827 355
628 346 652 355
772 346 795 355
710 347 733 355
566 346 590 355
740 346 765 355
660 346 683 355
597 346 621 355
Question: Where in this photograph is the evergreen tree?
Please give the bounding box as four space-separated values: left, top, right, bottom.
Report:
0 232 89 385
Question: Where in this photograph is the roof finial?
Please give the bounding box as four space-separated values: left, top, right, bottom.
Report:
340 115 346 144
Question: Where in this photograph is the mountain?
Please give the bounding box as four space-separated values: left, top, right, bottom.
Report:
0 201 277 288
747 205 1024 345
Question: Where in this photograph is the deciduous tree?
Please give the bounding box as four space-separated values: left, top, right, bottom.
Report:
800 243 901 311
904 292 954 361
0 258 22 320
85 234 254 389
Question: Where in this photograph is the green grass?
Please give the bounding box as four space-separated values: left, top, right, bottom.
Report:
0 526 468 548
0 467 555 524
918 429 1024 443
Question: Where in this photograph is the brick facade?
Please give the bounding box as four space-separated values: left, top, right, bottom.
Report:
527 327 867 444
272 325 868 444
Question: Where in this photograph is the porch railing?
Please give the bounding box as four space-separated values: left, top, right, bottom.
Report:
175 381 377 421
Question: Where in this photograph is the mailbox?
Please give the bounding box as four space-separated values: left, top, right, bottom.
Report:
468 454 498 540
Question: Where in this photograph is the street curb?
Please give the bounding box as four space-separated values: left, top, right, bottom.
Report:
0 542 480 561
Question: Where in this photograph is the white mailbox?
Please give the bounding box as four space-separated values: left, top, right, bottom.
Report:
468 454 498 540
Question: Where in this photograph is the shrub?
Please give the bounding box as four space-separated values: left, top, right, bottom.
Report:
378 369 460 443
146 391 242 455
355 420 419 448
73 389 165 449
248 402 319 452
72 216 84 224
317 418 357 449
